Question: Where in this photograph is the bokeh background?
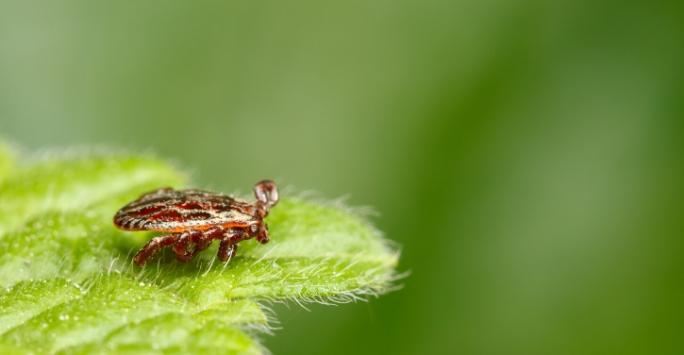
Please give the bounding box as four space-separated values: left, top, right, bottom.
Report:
1 1 683 354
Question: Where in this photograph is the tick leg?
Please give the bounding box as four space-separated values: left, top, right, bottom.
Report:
173 228 223 262
256 232 269 244
172 231 199 262
134 234 179 266
218 240 238 262
192 237 213 255
217 229 243 262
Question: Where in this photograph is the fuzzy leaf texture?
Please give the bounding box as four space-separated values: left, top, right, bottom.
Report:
0 147 399 354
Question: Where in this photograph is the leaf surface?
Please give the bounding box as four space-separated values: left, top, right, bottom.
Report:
0 148 398 354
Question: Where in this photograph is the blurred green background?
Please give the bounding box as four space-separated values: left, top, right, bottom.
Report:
1 1 683 354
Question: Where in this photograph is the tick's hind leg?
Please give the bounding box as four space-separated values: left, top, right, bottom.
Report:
134 234 180 266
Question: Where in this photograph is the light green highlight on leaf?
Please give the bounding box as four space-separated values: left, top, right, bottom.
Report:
0 279 83 335
62 316 262 355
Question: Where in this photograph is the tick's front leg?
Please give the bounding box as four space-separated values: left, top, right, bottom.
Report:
134 234 180 266
218 240 236 262
217 228 244 262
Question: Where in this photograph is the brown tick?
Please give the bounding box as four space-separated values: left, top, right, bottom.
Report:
114 180 278 266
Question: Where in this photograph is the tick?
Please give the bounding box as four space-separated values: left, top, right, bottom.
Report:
113 180 279 266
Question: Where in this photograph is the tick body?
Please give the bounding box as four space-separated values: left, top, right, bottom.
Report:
114 180 278 266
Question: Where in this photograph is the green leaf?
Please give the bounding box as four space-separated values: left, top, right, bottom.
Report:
0 148 399 354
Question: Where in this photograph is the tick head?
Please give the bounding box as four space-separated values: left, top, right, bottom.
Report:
253 180 279 211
